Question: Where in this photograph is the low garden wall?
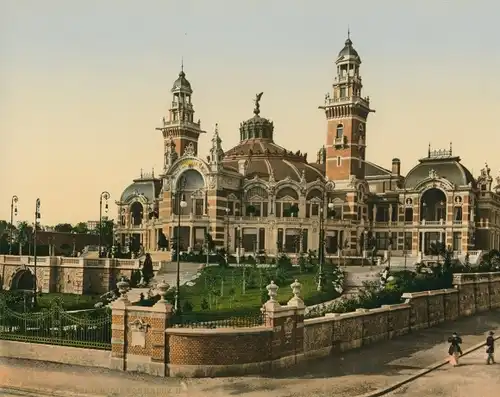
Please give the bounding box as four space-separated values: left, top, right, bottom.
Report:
105 271 500 377
2 271 500 377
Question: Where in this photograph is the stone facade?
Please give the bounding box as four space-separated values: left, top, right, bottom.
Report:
0 255 162 295
114 36 500 264
106 272 500 378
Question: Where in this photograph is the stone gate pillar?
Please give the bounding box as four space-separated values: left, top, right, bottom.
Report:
110 279 173 376
263 279 305 368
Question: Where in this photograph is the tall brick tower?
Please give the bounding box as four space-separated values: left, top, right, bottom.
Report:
320 33 374 182
156 65 205 161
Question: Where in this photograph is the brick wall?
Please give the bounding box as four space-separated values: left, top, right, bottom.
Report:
106 272 499 378
9 271 497 378
303 272 500 360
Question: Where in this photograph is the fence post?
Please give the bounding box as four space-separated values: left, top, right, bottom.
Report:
110 278 131 371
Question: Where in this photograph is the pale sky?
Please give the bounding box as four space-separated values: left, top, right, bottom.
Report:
1 0 499 225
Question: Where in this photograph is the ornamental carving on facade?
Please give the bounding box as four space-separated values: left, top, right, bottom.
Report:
208 175 217 189
182 142 196 157
428 169 438 179
283 317 294 344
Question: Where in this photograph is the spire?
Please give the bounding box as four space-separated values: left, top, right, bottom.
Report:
210 123 224 171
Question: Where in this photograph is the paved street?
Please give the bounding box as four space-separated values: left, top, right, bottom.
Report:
385 348 500 397
1 311 498 397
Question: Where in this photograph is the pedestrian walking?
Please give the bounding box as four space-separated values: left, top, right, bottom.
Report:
448 332 463 366
486 331 495 365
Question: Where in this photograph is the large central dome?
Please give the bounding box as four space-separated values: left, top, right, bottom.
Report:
222 93 324 183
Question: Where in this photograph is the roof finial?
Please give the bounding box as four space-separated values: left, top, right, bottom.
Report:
348 25 350 40
181 56 184 73
140 168 143 178
449 141 453 155
253 92 264 115
215 123 219 134
428 143 431 157
152 168 155 178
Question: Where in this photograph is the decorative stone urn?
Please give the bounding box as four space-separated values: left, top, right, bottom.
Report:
156 280 170 303
290 279 302 299
266 280 279 302
116 277 130 300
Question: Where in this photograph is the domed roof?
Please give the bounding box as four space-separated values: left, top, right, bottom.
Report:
404 154 476 189
337 37 360 60
239 114 274 141
171 70 192 94
120 177 162 203
224 91 324 183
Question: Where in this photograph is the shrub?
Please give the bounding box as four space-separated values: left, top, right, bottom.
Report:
200 297 209 310
246 275 258 290
130 269 142 288
276 253 292 270
142 253 154 283
182 300 193 313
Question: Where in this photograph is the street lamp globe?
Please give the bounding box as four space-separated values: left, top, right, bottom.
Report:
328 202 334 210
180 199 187 209
225 207 230 214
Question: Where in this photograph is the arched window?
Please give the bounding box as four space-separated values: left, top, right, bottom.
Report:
175 169 205 215
275 187 299 218
305 189 322 217
130 202 144 226
245 186 268 217
336 124 344 139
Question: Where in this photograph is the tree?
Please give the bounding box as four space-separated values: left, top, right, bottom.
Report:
92 219 114 247
158 230 168 251
54 223 73 233
72 222 89 234
16 221 33 255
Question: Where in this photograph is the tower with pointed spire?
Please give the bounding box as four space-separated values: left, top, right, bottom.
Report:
209 123 224 172
320 32 374 182
156 65 205 161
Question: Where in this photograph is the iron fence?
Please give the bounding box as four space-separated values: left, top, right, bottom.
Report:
170 311 266 329
0 296 111 350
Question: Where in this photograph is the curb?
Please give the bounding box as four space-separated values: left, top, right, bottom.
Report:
357 334 500 397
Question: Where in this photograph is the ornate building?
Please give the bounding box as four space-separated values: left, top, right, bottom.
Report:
115 36 500 264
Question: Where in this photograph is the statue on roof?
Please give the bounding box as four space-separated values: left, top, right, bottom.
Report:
253 92 264 115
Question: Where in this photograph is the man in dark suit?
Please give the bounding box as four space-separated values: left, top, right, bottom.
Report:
486 331 495 365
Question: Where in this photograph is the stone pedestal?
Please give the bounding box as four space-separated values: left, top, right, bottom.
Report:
262 280 305 367
110 284 173 376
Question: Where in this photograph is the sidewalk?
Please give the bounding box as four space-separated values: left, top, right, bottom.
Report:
1 310 499 397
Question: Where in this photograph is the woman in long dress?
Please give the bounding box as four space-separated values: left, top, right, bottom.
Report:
448 332 463 366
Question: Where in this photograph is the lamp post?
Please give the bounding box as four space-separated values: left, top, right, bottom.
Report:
318 201 335 291
236 224 241 265
33 198 41 306
225 207 230 264
174 178 187 314
99 191 110 258
9 195 19 255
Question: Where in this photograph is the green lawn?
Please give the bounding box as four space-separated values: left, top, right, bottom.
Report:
168 265 339 319
37 293 101 311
